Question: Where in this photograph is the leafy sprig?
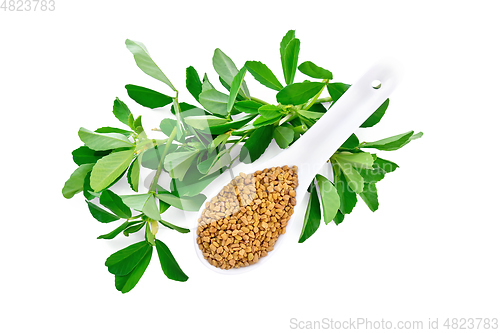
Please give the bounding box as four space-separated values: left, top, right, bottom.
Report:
63 30 422 293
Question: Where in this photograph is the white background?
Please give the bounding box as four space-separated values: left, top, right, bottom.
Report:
1 1 499 332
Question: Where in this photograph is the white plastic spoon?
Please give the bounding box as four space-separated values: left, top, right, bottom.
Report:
185 59 403 274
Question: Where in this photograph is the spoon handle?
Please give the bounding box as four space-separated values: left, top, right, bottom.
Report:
270 59 403 198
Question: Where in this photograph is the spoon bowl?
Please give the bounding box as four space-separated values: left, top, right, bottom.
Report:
185 59 403 274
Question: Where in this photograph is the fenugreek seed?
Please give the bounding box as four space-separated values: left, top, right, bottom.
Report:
197 165 298 270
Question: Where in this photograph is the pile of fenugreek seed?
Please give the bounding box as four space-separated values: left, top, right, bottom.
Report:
196 165 298 269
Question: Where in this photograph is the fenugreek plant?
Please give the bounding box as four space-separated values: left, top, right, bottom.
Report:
62 30 422 293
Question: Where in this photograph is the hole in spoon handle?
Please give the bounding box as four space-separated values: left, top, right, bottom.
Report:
278 59 403 193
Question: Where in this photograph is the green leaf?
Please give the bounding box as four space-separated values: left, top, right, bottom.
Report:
202 74 214 92
200 115 257 135
158 220 190 234
327 82 350 103
95 127 133 136
83 172 96 200
374 157 399 173
155 191 206 212
283 38 300 85
233 112 280 135
112 98 132 126
115 245 152 293
219 76 231 92
125 84 173 109
298 183 321 243
361 98 389 128
198 89 229 116
120 193 150 211
127 157 140 192
208 133 230 153
159 118 177 139
183 115 228 131
78 127 134 151
252 114 281 127
142 193 161 221
359 182 379 212
186 66 203 102
333 211 344 225
145 222 156 246
357 166 385 183
298 61 332 80
170 168 222 197
128 113 135 130
99 189 132 219
156 239 189 282
280 30 296 84
62 163 94 199
337 160 365 194
106 241 151 276
273 126 294 149
163 150 200 181
90 149 135 192
308 103 327 113
361 131 415 151
159 199 170 214
170 102 210 120
234 100 262 114
258 105 282 119
245 61 283 91
123 221 146 237
133 115 143 134
197 150 231 175
125 39 175 91
341 134 359 149
72 146 111 166
397 132 423 150
86 200 120 223
315 175 340 224
297 109 323 120
334 152 374 169
334 165 358 214
97 220 142 239
227 67 247 113
280 30 295 66
141 142 177 170
276 82 325 105
239 125 274 163
212 48 250 99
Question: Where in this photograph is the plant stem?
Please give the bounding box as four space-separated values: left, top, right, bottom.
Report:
149 126 177 193
228 155 240 168
172 91 185 140
250 96 270 105
303 79 329 110
315 97 332 104
227 133 248 154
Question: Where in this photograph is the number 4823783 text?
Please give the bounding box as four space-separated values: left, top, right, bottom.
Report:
1 0 55 11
